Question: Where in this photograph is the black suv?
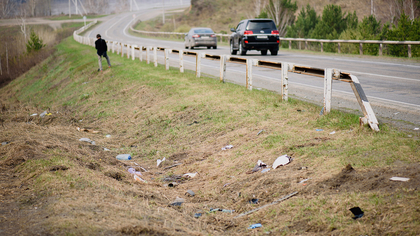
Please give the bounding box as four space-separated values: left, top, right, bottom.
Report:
230 19 279 56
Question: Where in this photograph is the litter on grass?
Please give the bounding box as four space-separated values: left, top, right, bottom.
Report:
316 129 324 131
221 145 233 150
170 197 185 206
103 148 110 151
30 113 37 116
248 160 268 174
248 223 262 229
79 138 96 145
2 142 9 146
134 175 147 183
116 154 131 160
157 157 166 167
185 190 195 197
349 207 364 219
128 168 142 176
414 128 419 131
106 134 111 138
257 129 265 135
272 155 292 169
194 213 202 218
299 178 311 183
390 177 410 182
261 168 270 173
183 172 198 178
329 131 336 135
209 208 235 213
249 199 259 204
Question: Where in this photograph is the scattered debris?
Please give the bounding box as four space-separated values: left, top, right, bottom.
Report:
157 157 166 167
116 154 131 160
234 191 298 218
221 145 233 150
183 172 198 178
30 113 38 116
164 163 182 170
1 141 10 146
209 208 235 213
79 138 96 145
77 127 99 133
299 178 311 184
316 129 324 132
162 175 182 182
40 111 47 118
185 190 195 197
349 207 364 219
106 134 111 138
49 165 69 171
394 112 400 115
249 199 259 204
257 129 265 135
82 82 88 85
194 213 202 218
414 128 419 131
272 155 292 169
248 223 262 229
390 177 410 182
319 107 324 115
168 182 179 187
248 160 267 174
261 168 270 173
187 121 199 126
134 175 147 183
298 166 308 170
103 148 110 151
329 131 336 135
170 197 185 206
128 168 142 176
223 183 230 188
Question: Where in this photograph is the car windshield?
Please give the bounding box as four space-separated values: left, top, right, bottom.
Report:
193 29 214 34
246 21 276 30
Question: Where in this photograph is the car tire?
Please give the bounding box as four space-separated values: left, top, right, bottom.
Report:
239 41 247 55
261 50 268 55
213 46 217 49
230 41 237 55
207 46 211 49
270 48 278 55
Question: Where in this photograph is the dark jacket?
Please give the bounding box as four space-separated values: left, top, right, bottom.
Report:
95 38 107 56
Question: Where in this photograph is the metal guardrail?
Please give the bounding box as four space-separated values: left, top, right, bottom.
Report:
129 27 419 58
74 22 380 131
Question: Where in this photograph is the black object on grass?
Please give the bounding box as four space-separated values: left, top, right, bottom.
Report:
349 207 364 219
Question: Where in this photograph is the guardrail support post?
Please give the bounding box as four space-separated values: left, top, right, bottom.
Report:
246 59 253 90
153 47 158 67
281 62 289 101
220 55 227 83
359 43 363 55
349 75 379 131
321 42 323 52
408 45 412 58
179 50 184 73
338 43 341 54
196 53 202 77
323 68 333 114
127 44 130 59
305 40 308 50
146 46 150 64
132 45 136 60
121 43 124 57
289 40 291 50
379 43 383 56
165 49 170 70
139 46 143 61
112 41 115 53
107 41 110 52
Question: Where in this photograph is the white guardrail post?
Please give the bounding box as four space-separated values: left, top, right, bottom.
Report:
127 44 130 59
281 62 289 101
196 53 202 77
179 50 184 73
165 49 170 70
132 45 136 60
153 47 158 67
121 43 123 57
324 68 333 114
246 59 253 90
220 55 227 83
146 46 150 64
139 46 143 61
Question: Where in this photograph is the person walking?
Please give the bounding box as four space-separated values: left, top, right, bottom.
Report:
95 34 111 71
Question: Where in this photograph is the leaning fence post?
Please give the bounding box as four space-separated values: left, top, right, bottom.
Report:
196 53 202 77
146 46 150 64
165 49 170 70
179 50 184 73
359 43 363 55
324 68 333 114
153 47 158 67
246 59 253 90
220 55 227 83
132 45 136 60
408 45 412 58
281 62 289 101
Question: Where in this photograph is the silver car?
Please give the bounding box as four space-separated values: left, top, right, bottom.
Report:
184 28 217 49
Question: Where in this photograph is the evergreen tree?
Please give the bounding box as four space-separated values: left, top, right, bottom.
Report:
285 4 319 38
387 13 420 57
26 30 46 53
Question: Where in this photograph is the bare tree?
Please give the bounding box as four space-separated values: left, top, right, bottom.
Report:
0 0 16 18
19 17 27 40
265 0 297 36
85 0 109 14
254 0 267 17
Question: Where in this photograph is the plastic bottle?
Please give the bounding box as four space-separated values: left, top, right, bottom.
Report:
116 154 131 160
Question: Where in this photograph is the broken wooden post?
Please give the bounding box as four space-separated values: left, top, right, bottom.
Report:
165 49 170 70
196 53 202 77
349 74 380 131
281 62 289 101
154 47 158 67
179 50 184 73
220 55 227 83
324 68 333 114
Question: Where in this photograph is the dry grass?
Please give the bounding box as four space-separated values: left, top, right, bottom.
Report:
0 37 419 235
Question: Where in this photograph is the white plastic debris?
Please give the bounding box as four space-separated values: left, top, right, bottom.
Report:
257 160 266 167
221 145 234 150
299 178 311 183
103 148 110 151
157 157 166 167
40 111 47 118
390 177 410 182
329 131 336 135
183 172 198 178
106 134 111 138
134 175 147 183
30 113 38 116
128 167 142 176
79 138 95 145
414 128 419 131
272 155 292 169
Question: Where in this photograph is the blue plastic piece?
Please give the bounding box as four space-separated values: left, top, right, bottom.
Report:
248 223 262 229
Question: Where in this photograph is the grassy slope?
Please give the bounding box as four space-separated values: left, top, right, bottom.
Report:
0 37 419 235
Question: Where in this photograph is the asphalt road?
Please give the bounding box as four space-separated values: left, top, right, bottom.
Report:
86 6 420 130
